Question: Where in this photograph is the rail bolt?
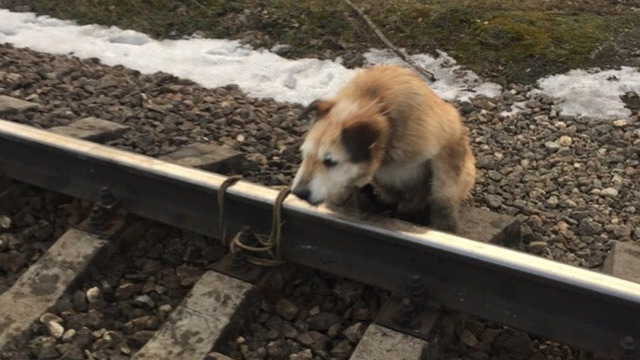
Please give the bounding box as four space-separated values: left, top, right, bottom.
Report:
392 297 416 328
620 336 636 360
99 186 116 206
90 205 106 230
408 274 426 304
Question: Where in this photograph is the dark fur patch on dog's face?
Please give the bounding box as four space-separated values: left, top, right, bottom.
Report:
341 121 381 163
292 98 389 206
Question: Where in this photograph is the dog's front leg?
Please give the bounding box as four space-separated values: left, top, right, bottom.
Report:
396 191 431 226
427 144 468 234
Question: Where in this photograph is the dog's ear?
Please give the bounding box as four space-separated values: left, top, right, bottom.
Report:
341 121 382 163
297 99 335 122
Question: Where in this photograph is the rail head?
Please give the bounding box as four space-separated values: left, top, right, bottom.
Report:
0 118 639 356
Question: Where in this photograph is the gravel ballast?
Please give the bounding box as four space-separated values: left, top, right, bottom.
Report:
0 179 86 295
2 42 639 359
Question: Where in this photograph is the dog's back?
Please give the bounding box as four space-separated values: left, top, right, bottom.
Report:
340 65 475 204
336 65 465 163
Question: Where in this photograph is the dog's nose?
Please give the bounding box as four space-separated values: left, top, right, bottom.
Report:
292 187 311 202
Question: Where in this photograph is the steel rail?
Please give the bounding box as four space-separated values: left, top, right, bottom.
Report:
0 119 639 356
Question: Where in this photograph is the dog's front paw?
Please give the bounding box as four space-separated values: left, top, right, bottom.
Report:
429 201 459 234
429 213 459 233
396 207 430 227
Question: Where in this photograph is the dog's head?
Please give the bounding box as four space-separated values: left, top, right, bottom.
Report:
291 98 388 205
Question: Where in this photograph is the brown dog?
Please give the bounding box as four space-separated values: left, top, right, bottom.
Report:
291 64 476 233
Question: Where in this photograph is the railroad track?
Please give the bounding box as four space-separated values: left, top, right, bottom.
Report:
0 96 639 360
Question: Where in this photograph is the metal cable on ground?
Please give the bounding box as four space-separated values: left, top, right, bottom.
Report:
229 187 291 267
217 175 243 246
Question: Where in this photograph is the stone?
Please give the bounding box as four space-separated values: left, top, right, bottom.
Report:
128 330 155 349
133 295 155 309
579 219 602 236
527 241 548 253
544 141 561 150
602 241 640 283
270 44 293 55
281 323 298 339
86 286 101 303
159 142 245 174
601 187 619 198
45 321 64 339
274 299 299 321
327 323 343 338
266 339 290 359
352 307 371 321
484 194 503 209
459 329 478 347
39 313 63 324
289 349 313 360
557 136 572 147
474 99 497 111
0 215 10 229
296 331 329 351
204 352 236 360
330 339 354 359
48 117 131 143
72 290 88 312
158 304 173 322
499 330 532 358
73 327 93 349
30 336 60 360
0 95 39 115
306 312 341 331
613 119 630 127
57 343 84 359
116 282 141 300
343 322 366 344
62 329 76 342
545 196 559 208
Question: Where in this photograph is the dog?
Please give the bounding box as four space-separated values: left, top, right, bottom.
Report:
291 64 476 233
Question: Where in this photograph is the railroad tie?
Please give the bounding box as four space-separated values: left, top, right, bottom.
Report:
132 271 256 360
0 229 108 349
349 324 428 360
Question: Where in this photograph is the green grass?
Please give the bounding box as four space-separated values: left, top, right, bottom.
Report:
16 0 640 85
365 0 636 84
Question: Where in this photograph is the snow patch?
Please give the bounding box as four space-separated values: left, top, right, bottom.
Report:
0 9 502 107
531 66 640 119
3 9 638 120
364 49 503 102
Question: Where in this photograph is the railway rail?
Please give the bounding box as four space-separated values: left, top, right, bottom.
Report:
0 116 639 360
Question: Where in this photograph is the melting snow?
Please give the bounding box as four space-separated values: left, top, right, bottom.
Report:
0 9 639 119
0 9 500 105
531 67 640 119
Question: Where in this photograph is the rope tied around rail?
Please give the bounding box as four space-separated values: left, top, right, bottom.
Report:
217 176 291 267
217 175 243 245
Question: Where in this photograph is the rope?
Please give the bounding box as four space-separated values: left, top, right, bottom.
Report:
229 187 291 267
217 175 243 246
216 175 291 267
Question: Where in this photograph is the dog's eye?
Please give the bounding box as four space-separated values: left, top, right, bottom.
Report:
323 158 338 168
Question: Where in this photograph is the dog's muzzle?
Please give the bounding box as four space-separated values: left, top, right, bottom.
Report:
292 187 317 205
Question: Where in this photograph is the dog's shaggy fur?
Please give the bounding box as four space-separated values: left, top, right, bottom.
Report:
291 64 476 233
